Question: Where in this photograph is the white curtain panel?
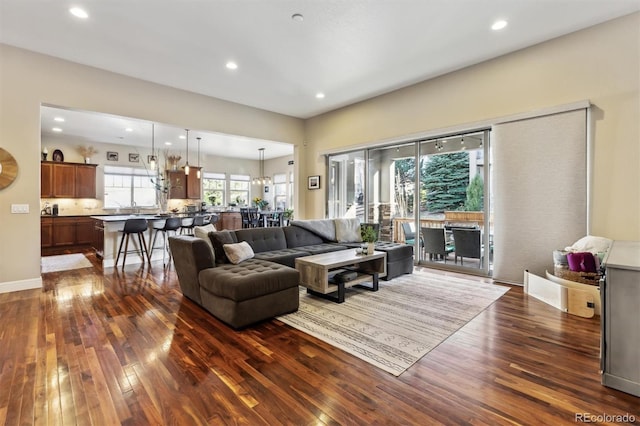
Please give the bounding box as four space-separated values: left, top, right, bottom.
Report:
492 109 588 284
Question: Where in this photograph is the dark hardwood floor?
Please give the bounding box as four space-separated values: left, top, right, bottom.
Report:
1 254 638 425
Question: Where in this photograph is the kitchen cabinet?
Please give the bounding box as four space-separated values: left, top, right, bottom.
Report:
41 217 53 248
41 216 98 254
41 161 97 198
167 168 201 200
217 212 242 230
601 240 640 397
93 219 105 258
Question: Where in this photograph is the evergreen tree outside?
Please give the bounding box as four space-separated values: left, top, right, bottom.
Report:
421 152 469 213
465 173 484 211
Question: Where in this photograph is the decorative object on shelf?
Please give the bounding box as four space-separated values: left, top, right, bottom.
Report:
196 136 201 179
184 129 190 175
167 154 181 170
252 148 271 185
129 153 139 163
77 145 98 163
41 146 48 161
0 148 19 190
106 151 118 161
253 197 268 210
308 175 320 190
149 123 157 170
52 149 64 162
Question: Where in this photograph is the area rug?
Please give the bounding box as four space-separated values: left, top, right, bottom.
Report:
278 271 509 376
41 253 93 273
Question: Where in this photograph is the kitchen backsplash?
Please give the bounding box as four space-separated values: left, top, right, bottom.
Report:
40 198 192 216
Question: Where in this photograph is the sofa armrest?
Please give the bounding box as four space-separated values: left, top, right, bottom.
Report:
168 235 215 304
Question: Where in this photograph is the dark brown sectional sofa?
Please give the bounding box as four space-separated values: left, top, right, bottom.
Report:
169 220 413 329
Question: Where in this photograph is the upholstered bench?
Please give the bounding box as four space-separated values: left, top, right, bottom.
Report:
371 242 414 281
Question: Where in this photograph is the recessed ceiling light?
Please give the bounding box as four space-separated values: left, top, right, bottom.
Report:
178 135 186 140
492 20 507 31
292 13 304 22
165 142 172 146
69 7 88 19
52 127 62 132
125 128 133 132
54 117 65 122
226 61 238 70
316 92 325 99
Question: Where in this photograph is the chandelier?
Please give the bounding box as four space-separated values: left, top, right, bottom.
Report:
252 148 271 185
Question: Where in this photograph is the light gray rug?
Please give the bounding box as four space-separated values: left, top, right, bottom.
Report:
41 253 93 273
278 271 509 376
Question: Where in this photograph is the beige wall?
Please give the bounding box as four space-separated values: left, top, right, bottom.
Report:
302 13 640 242
0 44 304 290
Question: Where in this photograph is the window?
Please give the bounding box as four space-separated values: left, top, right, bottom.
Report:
202 172 226 206
229 174 250 205
273 173 287 210
104 165 156 208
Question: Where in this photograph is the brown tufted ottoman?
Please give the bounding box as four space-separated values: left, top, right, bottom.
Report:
169 236 300 329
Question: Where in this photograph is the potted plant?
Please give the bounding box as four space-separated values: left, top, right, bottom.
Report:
361 225 378 255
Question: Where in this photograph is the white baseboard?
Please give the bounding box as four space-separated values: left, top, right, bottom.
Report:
0 277 42 294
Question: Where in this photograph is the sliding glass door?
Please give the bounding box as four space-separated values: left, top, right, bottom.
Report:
418 131 492 274
327 129 492 276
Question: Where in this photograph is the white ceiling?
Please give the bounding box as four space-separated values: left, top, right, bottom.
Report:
3 0 639 157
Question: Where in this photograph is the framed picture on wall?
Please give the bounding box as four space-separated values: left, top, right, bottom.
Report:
106 151 119 161
129 153 140 163
308 175 320 190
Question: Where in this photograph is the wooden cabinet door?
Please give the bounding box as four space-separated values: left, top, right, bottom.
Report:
53 164 76 198
186 168 202 199
75 165 96 198
53 218 76 246
167 171 186 199
76 218 94 245
41 218 53 248
41 163 53 197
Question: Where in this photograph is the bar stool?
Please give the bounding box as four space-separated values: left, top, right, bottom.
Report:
180 217 195 234
151 217 182 266
115 218 151 267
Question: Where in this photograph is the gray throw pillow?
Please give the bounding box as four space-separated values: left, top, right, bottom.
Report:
208 231 238 264
223 241 255 264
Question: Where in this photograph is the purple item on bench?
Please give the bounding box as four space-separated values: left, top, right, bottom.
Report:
566 252 597 273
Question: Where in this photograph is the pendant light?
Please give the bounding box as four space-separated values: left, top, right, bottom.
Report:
196 137 201 179
149 123 157 170
252 148 271 185
184 129 190 175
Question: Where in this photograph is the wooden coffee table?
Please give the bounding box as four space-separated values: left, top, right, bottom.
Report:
295 249 387 303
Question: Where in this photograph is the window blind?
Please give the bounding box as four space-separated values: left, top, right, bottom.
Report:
492 109 588 284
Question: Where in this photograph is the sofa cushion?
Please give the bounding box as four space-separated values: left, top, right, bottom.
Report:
290 219 336 241
208 230 238 264
298 243 348 255
199 259 299 302
334 218 362 243
283 225 325 248
253 248 310 268
236 227 287 253
223 241 255 264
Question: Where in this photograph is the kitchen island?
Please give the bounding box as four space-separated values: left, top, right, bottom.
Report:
91 215 179 267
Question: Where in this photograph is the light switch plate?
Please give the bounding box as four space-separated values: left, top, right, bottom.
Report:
11 204 29 214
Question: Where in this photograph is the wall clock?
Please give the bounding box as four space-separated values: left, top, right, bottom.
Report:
0 148 18 190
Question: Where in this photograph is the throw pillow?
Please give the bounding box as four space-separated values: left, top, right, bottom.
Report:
209 231 238 264
565 235 612 254
223 241 255 264
193 224 216 254
334 218 362 243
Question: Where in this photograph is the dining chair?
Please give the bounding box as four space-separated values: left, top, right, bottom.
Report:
422 227 454 262
401 222 415 245
452 228 483 267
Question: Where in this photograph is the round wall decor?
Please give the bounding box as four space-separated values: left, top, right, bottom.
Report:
0 148 18 190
